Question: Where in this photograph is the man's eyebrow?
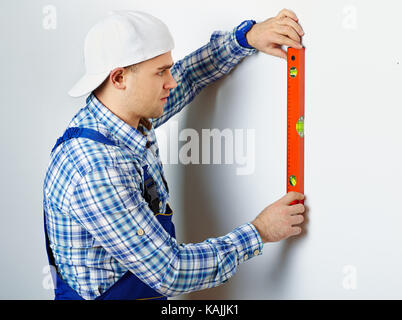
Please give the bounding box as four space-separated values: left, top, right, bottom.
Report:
157 62 174 70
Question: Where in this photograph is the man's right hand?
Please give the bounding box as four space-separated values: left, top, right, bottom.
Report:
251 191 306 243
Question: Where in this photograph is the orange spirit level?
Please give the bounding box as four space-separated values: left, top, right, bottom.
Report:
287 47 305 205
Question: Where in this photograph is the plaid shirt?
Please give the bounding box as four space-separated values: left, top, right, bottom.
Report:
43 25 263 300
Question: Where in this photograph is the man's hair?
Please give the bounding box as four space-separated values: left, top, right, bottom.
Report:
124 63 140 73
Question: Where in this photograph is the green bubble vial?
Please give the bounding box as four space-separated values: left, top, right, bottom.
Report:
289 175 297 187
296 116 304 138
290 67 298 78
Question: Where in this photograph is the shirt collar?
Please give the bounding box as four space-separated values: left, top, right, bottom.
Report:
86 93 150 154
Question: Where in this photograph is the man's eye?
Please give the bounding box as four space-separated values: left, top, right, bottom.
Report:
158 70 165 76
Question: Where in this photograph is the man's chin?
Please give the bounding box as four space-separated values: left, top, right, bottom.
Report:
152 105 165 118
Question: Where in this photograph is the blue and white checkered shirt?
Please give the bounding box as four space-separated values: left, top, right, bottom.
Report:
43 26 263 300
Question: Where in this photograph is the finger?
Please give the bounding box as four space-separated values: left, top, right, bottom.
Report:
289 226 302 237
290 214 304 226
281 191 305 205
277 17 304 36
289 203 305 215
277 8 298 22
264 47 287 59
274 24 301 43
271 33 302 49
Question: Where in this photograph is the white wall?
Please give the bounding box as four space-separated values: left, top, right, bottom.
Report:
1 0 401 299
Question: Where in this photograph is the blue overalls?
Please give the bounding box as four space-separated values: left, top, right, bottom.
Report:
44 127 176 300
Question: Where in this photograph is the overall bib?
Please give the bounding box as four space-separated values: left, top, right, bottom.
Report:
44 127 176 300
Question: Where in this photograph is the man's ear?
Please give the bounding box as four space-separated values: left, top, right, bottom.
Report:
109 67 126 90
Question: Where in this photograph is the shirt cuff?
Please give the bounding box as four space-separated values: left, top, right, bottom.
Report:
227 222 263 264
230 26 258 56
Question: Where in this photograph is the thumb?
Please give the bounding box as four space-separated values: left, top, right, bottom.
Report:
281 191 305 205
264 47 287 60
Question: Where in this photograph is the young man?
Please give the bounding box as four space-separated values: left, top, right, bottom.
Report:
43 9 306 300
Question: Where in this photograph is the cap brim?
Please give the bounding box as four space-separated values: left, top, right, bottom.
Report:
68 71 110 97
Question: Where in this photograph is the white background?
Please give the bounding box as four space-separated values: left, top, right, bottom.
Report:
1 0 401 299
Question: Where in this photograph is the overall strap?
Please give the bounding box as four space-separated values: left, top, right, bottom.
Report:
142 164 161 213
51 127 116 153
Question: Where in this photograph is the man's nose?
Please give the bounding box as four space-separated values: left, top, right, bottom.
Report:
165 72 178 89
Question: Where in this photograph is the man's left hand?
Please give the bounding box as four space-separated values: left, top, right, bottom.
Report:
246 9 305 59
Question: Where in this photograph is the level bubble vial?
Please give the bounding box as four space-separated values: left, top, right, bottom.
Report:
289 175 297 187
290 67 298 78
296 116 304 137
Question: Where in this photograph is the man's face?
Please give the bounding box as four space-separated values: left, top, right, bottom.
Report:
123 51 177 119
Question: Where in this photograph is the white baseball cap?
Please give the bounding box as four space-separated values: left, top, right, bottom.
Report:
68 10 175 97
